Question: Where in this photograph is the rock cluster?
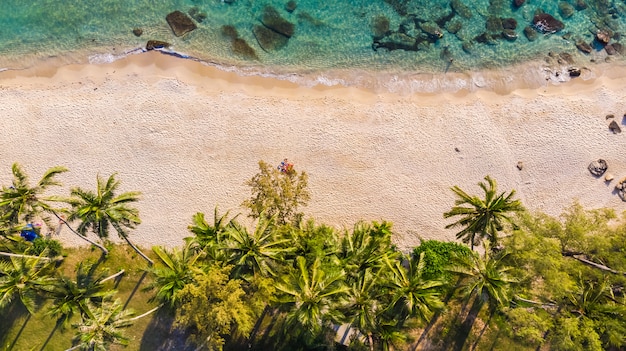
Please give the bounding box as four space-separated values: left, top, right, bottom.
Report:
253 6 295 52
588 159 608 177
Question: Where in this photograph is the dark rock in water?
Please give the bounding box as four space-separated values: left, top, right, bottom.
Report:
486 16 502 32
558 2 575 19
609 120 622 134
573 0 587 10
605 44 617 55
595 30 611 45
261 6 295 38
576 40 593 53
446 19 462 34
384 0 408 16
450 0 472 19
223 0 235 3
189 7 207 23
146 40 170 50
232 38 258 60
523 26 537 41
462 41 473 53
374 32 417 51
501 18 517 30
221 25 239 40
296 12 324 26
166 11 197 37
285 0 297 13
588 159 608 177
502 29 517 41
420 22 444 39
132 28 143 37
253 24 289 51
568 67 581 77
611 42 624 55
513 0 525 8
435 11 455 29
532 13 564 33
371 15 390 39
475 32 498 44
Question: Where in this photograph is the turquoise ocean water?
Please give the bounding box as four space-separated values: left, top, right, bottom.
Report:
0 0 624 89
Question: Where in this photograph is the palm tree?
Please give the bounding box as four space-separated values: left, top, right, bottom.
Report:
342 268 387 351
0 251 55 314
48 262 116 328
338 221 399 281
187 206 237 249
444 175 524 250
447 244 517 350
385 252 445 322
222 215 292 279
0 163 67 226
145 243 199 308
274 256 348 343
65 173 153 265
69 299 133 351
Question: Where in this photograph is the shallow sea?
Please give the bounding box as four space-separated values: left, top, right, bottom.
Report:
0 0 625 90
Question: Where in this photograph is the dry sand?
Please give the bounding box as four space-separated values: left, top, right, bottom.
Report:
1 51 626 250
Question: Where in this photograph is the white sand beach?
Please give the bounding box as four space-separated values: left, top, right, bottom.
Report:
1 51 626 250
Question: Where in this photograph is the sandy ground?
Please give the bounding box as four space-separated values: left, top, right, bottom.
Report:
1 51 626 251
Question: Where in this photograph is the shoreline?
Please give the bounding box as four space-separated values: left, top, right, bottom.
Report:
2 51 626 250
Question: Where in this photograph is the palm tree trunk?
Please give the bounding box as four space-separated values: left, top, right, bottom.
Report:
0 251 57 261
100 269 125 283
121 235 154 265
128 305 161 321
52 212 108 255
368 333 374 351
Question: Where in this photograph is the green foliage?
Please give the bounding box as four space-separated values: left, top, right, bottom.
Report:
505 307 553 345
242 160 310 225
71 298 134 351
146 243 199 307
175 265 255 351
412 240 471 282
30 237 63 257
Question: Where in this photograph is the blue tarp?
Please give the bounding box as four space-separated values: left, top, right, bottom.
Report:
20 224 39 242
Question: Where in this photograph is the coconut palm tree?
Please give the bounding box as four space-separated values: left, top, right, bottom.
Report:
187 207 237 249
65 173 153 265
447 244 517 350
275 256 348 343
385 252 445 322
444 176 524 251
338 221 399 281
145 243 200 308
222 215 292 279
342 268 387 351
0 251 55 314
0 163 67 226
69 299 133 351
48 262 116 328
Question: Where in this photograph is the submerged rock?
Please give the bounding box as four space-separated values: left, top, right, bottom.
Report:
166 10 197 37
261 6 295 37
532 13 564 33
450 0 472 19
558 2 575 19
221 25 239 40
501 18 517 30
371 15 390 39
189 7 207 23
611 42 625 55
132 28 143 37
576 40 593 53
588 159 608 177
285 0 297 13
232 38 258 60
513 0 525 8
524 26 538 41
253 24 289 51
